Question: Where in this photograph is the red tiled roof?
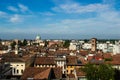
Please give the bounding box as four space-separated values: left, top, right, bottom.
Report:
111 61 120 65
66 56 77 65
107 54 120 65
75 68 85 77
34 68 51 79
80 50 88 56
52 67 62 79
112 54 120 61
67 74 75 78
87 56 94 61
2 52 35 63
103 53 112 59
78 57 88 64
34 57 56 65
56 50 70 55
21 67 51 80
94 54 103 61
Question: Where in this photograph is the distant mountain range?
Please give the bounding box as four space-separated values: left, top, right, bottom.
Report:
0 33 120 40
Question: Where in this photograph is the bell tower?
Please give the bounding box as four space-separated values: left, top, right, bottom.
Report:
91 38 97 52
15 39 18 54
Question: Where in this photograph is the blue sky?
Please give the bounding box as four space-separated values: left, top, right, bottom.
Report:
0 0 120 39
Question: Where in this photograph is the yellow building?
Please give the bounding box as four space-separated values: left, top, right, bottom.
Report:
66 56 84 74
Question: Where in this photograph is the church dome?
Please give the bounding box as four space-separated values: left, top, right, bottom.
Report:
36 35 41 40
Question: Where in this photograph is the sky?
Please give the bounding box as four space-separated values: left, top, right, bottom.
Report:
0 0 120 39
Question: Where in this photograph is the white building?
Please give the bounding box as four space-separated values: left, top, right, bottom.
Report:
4 53 35 76
35 35 41 43
82 40 115 53
10 62 25 75
82 43 91 50
32 35 45 46
97 43 108 53
5 60 25 76
113 41 120 55
69 42 77 50
55 56 66 74
69 41 81 50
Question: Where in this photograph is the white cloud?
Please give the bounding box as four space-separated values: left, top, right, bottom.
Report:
18 4 29 13
7 4 31 13
9 14 22 23
45 8 120 34
7 6 18 12
4 4 32 23
1 0 120 37
0 11 6 15
0 11 7 17
49 1 120 34
52 2 109 14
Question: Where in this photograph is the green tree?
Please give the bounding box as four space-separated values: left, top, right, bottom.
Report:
98 64 114 80
18 40 23 46
22 39 28 46
84 39 89 43
44 40 48 47
63 40 70 48
0 39 2 45
10 41 16 49
81 63 115 80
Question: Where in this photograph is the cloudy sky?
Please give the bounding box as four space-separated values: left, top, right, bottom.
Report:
0 0 120 39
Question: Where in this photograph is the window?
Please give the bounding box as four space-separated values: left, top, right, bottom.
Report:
67 70 68 72
21 65 23 66
17 65 19 66
21 69 24 73
92 44 95 46
71 70 73 74
40 65 42 67
14 68 16 73
17 70 19 74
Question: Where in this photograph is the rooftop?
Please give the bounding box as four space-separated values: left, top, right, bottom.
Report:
21 67 50 80
34 57 56 65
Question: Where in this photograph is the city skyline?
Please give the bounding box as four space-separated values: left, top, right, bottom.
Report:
0 0 120 39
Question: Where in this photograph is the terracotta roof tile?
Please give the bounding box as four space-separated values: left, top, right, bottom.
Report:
21 67 51 80
75 68 85 77
34 68 51 79
87 56 94 61
78 57 87 64
2 52 34 62
107 54 120 65
112 54 120 61
66 56 77 65
80 50 88 56
34 57 56 65
67 74 75 78
55 50 70 55
103 53 112 59
94 54 103 60
52 67 62 79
